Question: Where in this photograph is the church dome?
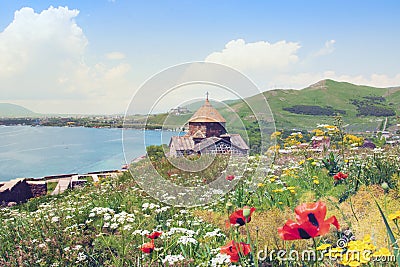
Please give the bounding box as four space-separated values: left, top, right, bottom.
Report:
188 99 226 123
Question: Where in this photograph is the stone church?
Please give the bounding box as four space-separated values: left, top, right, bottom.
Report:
168 96 249 156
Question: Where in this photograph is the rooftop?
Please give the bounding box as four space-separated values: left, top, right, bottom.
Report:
188 98 226 123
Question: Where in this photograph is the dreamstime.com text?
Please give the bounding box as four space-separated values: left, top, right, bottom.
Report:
257 248 396 263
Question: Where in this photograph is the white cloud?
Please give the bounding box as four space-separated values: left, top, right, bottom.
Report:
313 40 336 57
106 51 126 60
0 6 133 114
268 71 400 89
0 6 85 78
205 38 400 92
205 39 300 71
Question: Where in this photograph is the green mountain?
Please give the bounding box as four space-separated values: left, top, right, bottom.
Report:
148 79 400 132
243 79 400 131
0 103 38 117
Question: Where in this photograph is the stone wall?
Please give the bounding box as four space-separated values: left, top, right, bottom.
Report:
71 180 87 189
27 182 47 198
189 122 226 138
0 180 33 205
0 180 47 206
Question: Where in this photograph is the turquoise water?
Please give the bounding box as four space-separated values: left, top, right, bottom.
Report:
0 126 176 181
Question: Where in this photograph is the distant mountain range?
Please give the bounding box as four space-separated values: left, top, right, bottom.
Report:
0 103 38 118
2 79 400 131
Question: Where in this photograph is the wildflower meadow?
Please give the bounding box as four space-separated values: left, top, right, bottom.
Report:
1 124 400 266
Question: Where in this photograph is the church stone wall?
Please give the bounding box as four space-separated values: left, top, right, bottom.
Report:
189 122 226 138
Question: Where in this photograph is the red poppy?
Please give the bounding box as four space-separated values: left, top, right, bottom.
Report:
147 231 162 239
278 201 339 240
140 241 155 253
226 175 235 181
220 240 251 262
229 207 256 226
333 172 348 180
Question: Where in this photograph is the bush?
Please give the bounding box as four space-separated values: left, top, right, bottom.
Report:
283 105 346 116
351 96 395 117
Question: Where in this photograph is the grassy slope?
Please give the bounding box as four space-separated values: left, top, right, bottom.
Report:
148 79 400 131
264 79 394 130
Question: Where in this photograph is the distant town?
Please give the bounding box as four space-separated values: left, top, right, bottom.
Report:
0 115 128 128
0 106 192 129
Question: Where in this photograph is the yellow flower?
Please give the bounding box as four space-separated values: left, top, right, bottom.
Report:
278 201 283 205
311 161 317 166
286 186 296 190
349 261 361 267
316 244 331 250
289 189 296 194
340 235 376 266
257 183 265 187
268 144 280 152
313 179 319 185
312 128 325 136
388 210 400 221
347 240 365 251
269 178 276 183
299 160 305 165
271 131 282 139
348 261 361 267
373 247 392 257
363 234 371 243
326 247 343 258
324 125 338 131
366 244 376 251
340 250 370 266
272 189 284 193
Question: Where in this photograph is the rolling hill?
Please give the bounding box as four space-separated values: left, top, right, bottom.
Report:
248 79 400 131
147 79 400 132
0 103 38 118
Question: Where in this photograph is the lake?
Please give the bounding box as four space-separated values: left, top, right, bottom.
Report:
0 126 177 182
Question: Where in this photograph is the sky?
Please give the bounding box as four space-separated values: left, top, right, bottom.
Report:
0 0 399 114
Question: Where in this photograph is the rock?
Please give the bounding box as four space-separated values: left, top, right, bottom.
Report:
7 201 17 207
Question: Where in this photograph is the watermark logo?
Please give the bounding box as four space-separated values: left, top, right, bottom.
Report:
257 247 396 264
337 229 356 248
257 231 396 264
122 62 275 207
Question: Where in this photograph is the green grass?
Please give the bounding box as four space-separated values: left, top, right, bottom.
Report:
1 144 400 266
147 79 399 131
46 182 58 195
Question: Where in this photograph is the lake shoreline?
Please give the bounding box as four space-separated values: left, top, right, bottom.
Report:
0 154 147 184
0 126 175 182
0 154 148 206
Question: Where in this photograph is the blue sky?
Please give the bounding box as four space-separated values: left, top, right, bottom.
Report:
0 1 399 114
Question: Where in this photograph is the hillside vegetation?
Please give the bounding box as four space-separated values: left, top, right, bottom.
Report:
264 79 399 130
2 145 400 266
148 80 400 132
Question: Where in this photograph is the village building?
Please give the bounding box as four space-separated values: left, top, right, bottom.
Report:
168 106 190 115
168 95 249 156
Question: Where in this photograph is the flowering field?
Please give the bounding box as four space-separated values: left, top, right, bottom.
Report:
1 137 400 266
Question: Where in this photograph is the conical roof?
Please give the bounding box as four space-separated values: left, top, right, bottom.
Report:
189 99 226 123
